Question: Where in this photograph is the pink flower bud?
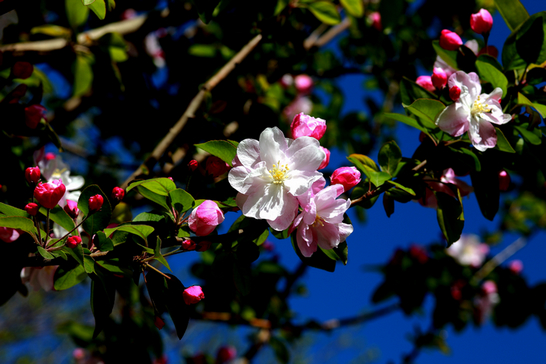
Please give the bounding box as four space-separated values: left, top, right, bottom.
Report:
290 112 327 140
294 74 313 94
369 12 382 31
188 200 225 236
415 76 435 92
24 105 46 129
73 348 86 360
34 180 66 209
188 159 198 172
66 235 82 248
482 280 497 295
206 156 230 178
25 202 39 216
154 316 165 330
508 259 523 274
431 67 447 89
318 147 330 170
216 346 237 364
181 239 197 251
196 240 212 252
111 187 125 202
330 166 361 192
64 200 79 218
183 285 205 305
88 194 104 213
470 9 493 35
449 85 461 101
25 167 41 184
11 61 34 79
499 170 510 191
439 29 463 51
0 227 20 243
45 152 56 160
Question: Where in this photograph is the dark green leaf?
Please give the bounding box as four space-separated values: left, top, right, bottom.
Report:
195 140 239 167
400 77 437 106
90 267 116 338
502 12 546 70
495 0 529 31
432 40 458 69
378 141 402 176
168 189 195 215
37 246 54 260
386 180 416 196
435 189 464 246
154 237 171 271
88 0 106 19
54 263 87 290
93 231 114 251
73 54 94 97
39 205 75 232
384 112 431 134
495 127 516 153
306 1 341 25
515 124 542 145
269 336 290 364
403 99 445 129
0 216 37 235
84 255 96 274
471 163 500 221
127 178 176 196
516 15 544 65
0 202 28 217
476 57 508 97
103 224 155 247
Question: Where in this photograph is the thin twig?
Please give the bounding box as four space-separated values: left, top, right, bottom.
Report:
412 160 427 172
472 237 527 284
121 34 263 188
306 18 351 49
143 262 172 279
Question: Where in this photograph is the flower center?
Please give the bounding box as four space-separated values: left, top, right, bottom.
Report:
312 215 325 227
269 161 289 184
471 96 491 117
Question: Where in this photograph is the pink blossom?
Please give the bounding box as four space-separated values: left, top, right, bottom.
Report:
34 179 66 209
292 184 353 257
416 76 435 92
431 67 447 89
0 227 20 243
508 260 523 274
369 12 382 31
183 285 205 305
439 29 462 51
64 200 80 218
21 265 58 291
435 71 512 151
294 74 313 94
470 9 493 35
188 200 225 236
283 96 313 121
447 234 489 267
290 112 327 140
330 166 361 192
318 147 330 170
228 127 324 231
111 187 125 202
475 280 499 324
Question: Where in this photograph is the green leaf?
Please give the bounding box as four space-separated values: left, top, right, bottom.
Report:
386 180 416 196
37 246 55 260
435 189 464 247
495 0 529 32
476 57 508 97
88 0 106 19
0 216 36 235
93 231 114 251
54 264 87 290
502 12 546 70
514 124 542 145
66 0 89 29
103 224 155 246
83 255 96 274
471 163 500 221
188 44 217 58
306 1 341 25
65 243 85 266
274 0 289 15
400 77 437 106
494 127 516 153
96 259 132 276
384 112 431 134
517 92 546 118
78 185 111 236
195 140 239 167
127 178 176 195
403 99 445 129
168 189 195 215
269 336 290 364
0 202 28 217
31 25 72 38
39 205 75 233
90 267 116 338
432 40 458 69
378 141 402 176
73 54 94 97
347 154 390 187
50 249 68 260
340 0 363 17
154 237 171 271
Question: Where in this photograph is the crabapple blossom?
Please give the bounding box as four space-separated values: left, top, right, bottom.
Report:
435 71 512 151
183 285 205 305
283 96 313 121
475 280 499 324
20 265 57 291
34 180 66 209
64 200 80 218
470 9 493 35
330 166 361 192
416 76 435 92
439 29 462 51
188 200 225 236
292 183 353 257
290 112 327 140
228 127 324 231
447 234 489 267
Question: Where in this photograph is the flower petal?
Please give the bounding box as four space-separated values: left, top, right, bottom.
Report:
436 103 470 137
236 138 261 168
259 127 288 167
297 225 317 257
286 136 325 172
267 194 299 231
470 120 497 151
284 170 322 197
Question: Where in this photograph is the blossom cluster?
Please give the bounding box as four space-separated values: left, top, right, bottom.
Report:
228 115 357 257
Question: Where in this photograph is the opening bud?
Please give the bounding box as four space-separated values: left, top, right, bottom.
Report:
449 85 461 101
34 180 66 209
181 239 197 251
66 236 82 248
415 76 435 92
183 285 205 305
25 203 39 216
470 9 493 35
439 29 462 51
111 187 125 203
431 67 447 89
64 200 80 219
188 159 198 172
318 147 330 170
330 166 361 192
